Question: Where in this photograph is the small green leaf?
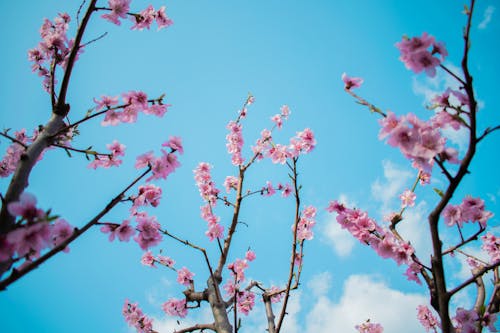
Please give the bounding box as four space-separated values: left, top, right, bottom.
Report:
433 188 444 197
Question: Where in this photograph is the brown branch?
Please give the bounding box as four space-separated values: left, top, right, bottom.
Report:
55 0 97 115
448 261 499 298
0 132 28 149
275 157 300 333
477 125 500 143
0 167 151 290
442 225 485 255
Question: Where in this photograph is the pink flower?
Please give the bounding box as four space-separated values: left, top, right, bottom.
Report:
245 250 256 262
268 286 284 303
162 298 187 317
93 95 118 111
141 251 156 267
396 33 447 77
400 189 416 208
102 0 131 25
134 214 162 250
133 184 162 208
131 5 156 30
51 218 73 252
177 267 194 286
7 223 52 257
156 6 174 30
7 192 45 222
135 151 155 169
342 73 364 90
157 254 175 267
162 136 184 154
264 181 275 196
481 233 500 264
226 120 245 166
355 320 384 333
237 290 255 315
122 299 154 333
223 175 239 193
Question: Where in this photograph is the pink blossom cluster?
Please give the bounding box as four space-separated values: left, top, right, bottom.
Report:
101 212 162 250
294 205 317 241
194 163 224 241
236 290 256 315
417 305 440 332
95 91 170 126
379 111 459 173
132 184 162 210
327 201 421 284
432 88 470 116
226 120 245 166
442 196 493 228
101 0 173 30
223 175 239 193
224 251 257 314
176 267 194 286
395 33 447 77
87 140 125 169
122 299 154 333
28 12 80 92
0 192 74 261
135 137 182 182
453 307 497 333
262 128 316 164
162 298 188 318
270 105 291 129
355 320 384 333
261 181 293 197
140 250 175 268
481 233 500 264
1 129 37 178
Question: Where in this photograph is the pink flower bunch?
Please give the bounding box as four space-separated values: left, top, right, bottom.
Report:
251 129 272 160
176 267 194 286
132 184 162 209
236 290 255 315
140 251 155 267
223 175 239 193
417 305 440 332
88 140 126 169
162 298 188 318
395 32 447 77
432 88 469 110
327 201 419 281
226 120 245 166
442 196 493 228
245 249 256 262
1 193 74 261
102 0 173 30
133 212 162 250
135 139 181 182
228 258 249 283
342 73 364 90
28 13 79 92
122 299 154 333
194 163 224 241
100 219 136 242
295 205 317 241
453 308 480 333
288 128 317 157
262 181 276 196
481 233 500 264
98 91 170 126
270 105 291 129
277 182 293 197
355 320 384 333
379 111 458 173
1 129 36 178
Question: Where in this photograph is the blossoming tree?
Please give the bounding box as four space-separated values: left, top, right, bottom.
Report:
331 1 500 332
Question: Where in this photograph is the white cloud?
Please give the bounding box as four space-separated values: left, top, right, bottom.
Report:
304 274 428 333
478 6 495 29
397 201 432 260
307 271 332 297
371 160 413 215
322 194 357 257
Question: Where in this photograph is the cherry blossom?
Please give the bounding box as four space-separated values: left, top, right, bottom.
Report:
7 192 45 222
342 72 364 90
176 267 194 286
417 305 440 332
162 298 188 317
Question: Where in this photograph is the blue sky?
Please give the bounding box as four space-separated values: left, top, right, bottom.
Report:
1 1 499 332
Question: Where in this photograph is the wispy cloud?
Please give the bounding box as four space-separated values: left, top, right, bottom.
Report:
479 6 495 30
371 160 413 215
321 194 356 257
307 271 332 298
304 274 428 332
